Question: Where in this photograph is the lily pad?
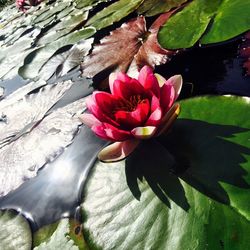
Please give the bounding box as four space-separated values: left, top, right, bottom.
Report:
158 0 250 49
76 0 112 9
137 0 187 17
0 210 32 250
82 96 250 250
19 27 95 80
85 0 144 30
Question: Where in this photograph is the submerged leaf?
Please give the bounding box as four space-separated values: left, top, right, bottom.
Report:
85 0 144 30
0 210 32 250
82 13 177 83
0 97 86 197
137 0 187 17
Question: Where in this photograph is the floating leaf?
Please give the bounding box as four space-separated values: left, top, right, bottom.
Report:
201 0 250 44
85 0 143 30
34 219 88 249
159 0 250 49
82 96 250 250
0 210 32 250
37 10 89 46
0 97 86 197
76 0 112 9
19 27 95 80
39 38 93 81
82 13 177 83
0 28 41 79
0 80 73 148
137 0 187 17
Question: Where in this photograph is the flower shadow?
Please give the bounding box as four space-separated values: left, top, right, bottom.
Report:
125 140 191 211
160 119 250 204
125 119 250 210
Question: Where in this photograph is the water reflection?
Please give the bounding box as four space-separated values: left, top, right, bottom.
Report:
0 126 106 230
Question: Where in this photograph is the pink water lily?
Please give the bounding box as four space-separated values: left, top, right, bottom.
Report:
80 66 182 162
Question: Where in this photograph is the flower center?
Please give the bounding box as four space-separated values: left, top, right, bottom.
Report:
114 95 147 112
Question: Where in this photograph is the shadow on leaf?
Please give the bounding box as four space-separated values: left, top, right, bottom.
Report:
125 140 190 211
125 119 250 210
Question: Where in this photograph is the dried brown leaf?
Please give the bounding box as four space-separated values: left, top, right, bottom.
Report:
81 12 178 85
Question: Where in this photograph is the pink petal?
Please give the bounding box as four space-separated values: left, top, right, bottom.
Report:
160 84 175 114
86 94 119 127
131 126 157 139
112 78 146 100
92 124 111 141
150 95 160 112
79 113 101 128
138 66 160 97
145 107 162 126
93 91 117 114
103 123 132 141
157 103 181 136
114 99 150 129
165 75 183 101
98 139 140 162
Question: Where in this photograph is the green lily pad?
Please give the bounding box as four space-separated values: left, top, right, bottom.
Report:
137 0 188 17
0 210 32 250
201 0 250 44
85 0 144 30
81 96 250 250
76 0 112 9
158 0 250 49
33 219 88 250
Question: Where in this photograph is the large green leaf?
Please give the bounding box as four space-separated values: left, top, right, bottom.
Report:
158 0 250 49
201 0 250 44
85 0 144 30
33 219 88 250
0 210 32 250
81 96 250 250
158 0 222 49
137 0 187 17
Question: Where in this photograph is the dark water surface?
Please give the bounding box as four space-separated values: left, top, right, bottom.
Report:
0 38 249 231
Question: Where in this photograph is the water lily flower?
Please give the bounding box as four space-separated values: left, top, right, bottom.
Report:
80 66 182 162
16 0 42 12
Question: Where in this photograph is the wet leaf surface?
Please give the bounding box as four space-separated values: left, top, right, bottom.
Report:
0 80 73 148
0 97 86 197
0 210 32 250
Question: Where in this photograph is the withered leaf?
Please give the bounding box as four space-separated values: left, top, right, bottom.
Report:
81 12 178 85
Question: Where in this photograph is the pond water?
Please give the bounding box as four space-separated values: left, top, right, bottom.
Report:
0 36 249 232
